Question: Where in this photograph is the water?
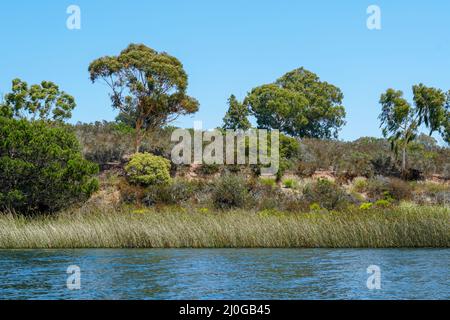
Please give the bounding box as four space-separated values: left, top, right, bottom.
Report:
0 249 448 300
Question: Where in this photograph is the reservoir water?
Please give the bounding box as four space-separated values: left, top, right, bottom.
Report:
0 249 448 300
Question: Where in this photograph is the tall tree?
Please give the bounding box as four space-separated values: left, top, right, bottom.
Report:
222 94 251 130
244 68 346 139
0 78 75 121
379 85 447 175
89 43 199 153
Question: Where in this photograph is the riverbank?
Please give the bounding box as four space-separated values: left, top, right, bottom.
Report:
0 205 448 249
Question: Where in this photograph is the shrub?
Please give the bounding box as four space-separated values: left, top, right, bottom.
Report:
125 153 171 186
352 177 368 193
359 202 373 210
283 178 298 189
260 177 277 188
366 176 412 201
296 161 318 177
337 152 374 179
212 174 249 209
387 178 413 201
302 179 349 210
143 179 196 206
374 199 392 208
0 118 99 214
198 163 220 175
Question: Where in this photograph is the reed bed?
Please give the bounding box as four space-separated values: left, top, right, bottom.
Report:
0 205 448 249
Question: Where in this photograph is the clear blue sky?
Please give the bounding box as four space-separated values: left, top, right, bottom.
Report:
1 0 450 141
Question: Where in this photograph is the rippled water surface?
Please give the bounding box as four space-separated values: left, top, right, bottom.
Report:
0 249 448 300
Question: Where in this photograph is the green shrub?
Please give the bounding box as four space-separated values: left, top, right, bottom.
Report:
144 179 196 206
359 202 373 210
0 118 99 214
260 177 277 188
212 174 249 209
374 199 392 208
366 176 412 201
309 203 322 211
283 178 298 189
198 163 220 175
352 177 368 193
337 152 374 178
302 179 349 210
125 152 171 186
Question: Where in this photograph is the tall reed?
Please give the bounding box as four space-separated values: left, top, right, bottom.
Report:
0 205 448 249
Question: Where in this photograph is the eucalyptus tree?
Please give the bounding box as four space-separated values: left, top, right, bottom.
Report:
89 43 199 153
244 68 346 139
379 84 447 175
222 94 251 130
0 78 75 121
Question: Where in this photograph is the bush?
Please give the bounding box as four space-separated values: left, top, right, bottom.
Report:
366 176 412 201
260 177 277 188
302 179 349 210
143 179 197 206
352 177 368 193
0 118 99 214
212 174 249 209
359 202 373 210
125 153 171 186
283 178 298 189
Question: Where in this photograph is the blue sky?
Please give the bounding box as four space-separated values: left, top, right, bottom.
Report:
1 0 450 141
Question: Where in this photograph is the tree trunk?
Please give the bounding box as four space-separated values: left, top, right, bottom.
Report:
134 119 143 153
401 146 407 178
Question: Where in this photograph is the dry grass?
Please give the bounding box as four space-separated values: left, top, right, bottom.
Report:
0 205 448 249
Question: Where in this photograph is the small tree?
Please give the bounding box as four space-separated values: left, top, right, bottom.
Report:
222 94 251 130
0 117 99 214
379 84 447 176
244 68 346 139
0 78 75 121
89 43 199 153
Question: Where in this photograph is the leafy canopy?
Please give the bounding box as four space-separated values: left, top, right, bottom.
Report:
88 43 199 151
379 84 449 173
244 68 346 139
222 94 251 130
0 78 75 121
0 117 99 214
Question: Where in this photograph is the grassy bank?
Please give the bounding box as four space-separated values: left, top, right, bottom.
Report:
0 205 448 249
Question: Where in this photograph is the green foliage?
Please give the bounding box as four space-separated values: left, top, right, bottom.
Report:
352 177 369 193
222 94 251 130
337 151 374 178
359 202 373 210
379 85 447 175
303 179 349 210
198 163 221 175
89 43 199 152
244 67 346 139
125 153 171 186
365 176 412 201
0 118 99 213
309 203 322 211
260 177 277 188
0 78 75 122
283 178 298 189
212 175 249 209
144 179 197 206
374 199 392 208
280 134 300 159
